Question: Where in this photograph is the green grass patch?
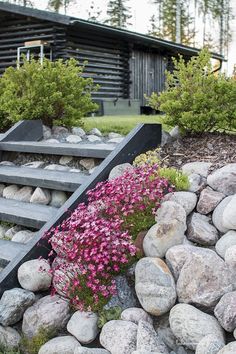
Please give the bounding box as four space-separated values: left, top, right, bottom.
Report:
82 115 171 135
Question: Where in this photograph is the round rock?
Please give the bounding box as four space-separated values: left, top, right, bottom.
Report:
50 190 67 208
163 191 197 215
135 257 176 316
222 195 236 230
169 304 225 350
109 163 133 180
218 342 236 354
0 325 21 348
186 213 219 246
207 163 236 195
215 230 236 259
143 201 186 258
176 249 233 309
100 320 137 354
214 291 236 332
3 184 19 199
182 162 212 177
197 187 225 215
18 259 52 292
67 311 99 344
195 334 225 354
30 187 51 205
12 230 35 244
121 308 153 325
136 320 169 353
72 127 86 137
74 348 109 354
38 335 80 354
22 295 70 338
212 196 232 233
13 186 33 202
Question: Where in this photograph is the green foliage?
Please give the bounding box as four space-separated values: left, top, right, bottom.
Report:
20 327 55 354
0 58 98 128
98 307 122 328
158 167 189 191
147 49 236 134
133 148 161 167
0 344 21 354
105 0 132 28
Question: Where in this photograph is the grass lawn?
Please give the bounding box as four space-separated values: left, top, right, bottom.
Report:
82 115 172 135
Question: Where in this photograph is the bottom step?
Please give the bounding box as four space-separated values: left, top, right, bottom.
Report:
0 198 57 229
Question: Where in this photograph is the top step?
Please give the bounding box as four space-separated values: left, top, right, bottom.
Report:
0 141 115 159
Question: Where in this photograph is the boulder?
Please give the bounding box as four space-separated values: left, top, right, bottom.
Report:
89 128 102 137
214 291 236 332
182 162 212 177
22 295 70 338
52 126 69 136
218 342 236 354
225 245 236 274
67 311 99 344
169 304 224 350
135 257 176 316
45 139 60 143
215 230 236 258
45 164 70 171
212 196 232 233
188 174 205 193
5 225 21 240
43 125 52 140
176 249 233 309
163 191 197 215
104 275 139 310
12 230 35 244
143 201 186 258
0 326 21 348
108 132 123 139
197 187 225 214
75 348 110 354
24 161 45 169
18 259 52 292
13 186 33 202
121 308 153 325
38 335 80 354
3 184 19 199
109 163 133 180
195 334 225 354
72 127 86 137
80 158 95 170
30 187 51 205
87 135 102 142
0 288 35 326
222 195 236 229
59 156 73 165
66 135 82 144
0 184 6 197
107 137 123 144
136 320 169 353
187 213 219 246
100 320 137 354
207 163 236 195
50 190 67 208
0 224 9 239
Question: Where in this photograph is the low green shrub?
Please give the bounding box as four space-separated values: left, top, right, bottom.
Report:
158 167 189 191
0 58 98 128
147 49 236 134
97 307 122 328
20 327 55 354
0 344 21 354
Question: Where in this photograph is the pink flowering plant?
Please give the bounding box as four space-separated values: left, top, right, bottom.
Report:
48 163 173 311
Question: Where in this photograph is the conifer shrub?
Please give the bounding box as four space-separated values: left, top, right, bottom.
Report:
0 58 98 128
147 49 236 134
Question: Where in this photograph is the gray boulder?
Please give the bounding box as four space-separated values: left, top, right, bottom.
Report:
0 184 5 197
13 186 33 202
108 132 123 139
66 135 82 143
43 125 52 140
121 308 153 325
30 187 51 205
212 196 232 233
72 127 86 137
195 334 224 354
182 162 212 177
109 163 133 180
38 336 80 354
222 195 236 230
3 184 19 199
24 161 45 169
67 311 99 344
18 259 52 292
214 291 236 332
22 295 70 338
197 187 225 214
177 249 233 309
188 174 205 193
163 192 197 215
187 213 219 246
0 288 35 326
12 230 35 244
89 128 102 137
5 225 21 240
207 163 236 195
59 156 73 165
52 126 69 136
136 320 169 353
135 257 176 316
169 304 224 350
0 325 21 349
143 201 186 258
75 348 110 354
100 320 137 354
215 230 236 258
218 342 236 354
50 190 67 208
225 246 236 275
80 158 95 170
87 135 102 142
107 137 123 144
45 164 70 171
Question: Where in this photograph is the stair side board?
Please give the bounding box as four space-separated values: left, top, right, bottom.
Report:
0 123 162 294
0 120 43 143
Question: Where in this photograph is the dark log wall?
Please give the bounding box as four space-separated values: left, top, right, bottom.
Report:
0 12 67 75
130 48 166 105
64 27 130 100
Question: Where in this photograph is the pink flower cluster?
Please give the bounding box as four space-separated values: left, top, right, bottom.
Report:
49 164 172 311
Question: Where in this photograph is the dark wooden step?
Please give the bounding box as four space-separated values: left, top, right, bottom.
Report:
0 165 87 192
0 198 57 229
0 239 26 263
0 141 114 159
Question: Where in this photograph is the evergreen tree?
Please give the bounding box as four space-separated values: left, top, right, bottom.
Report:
87 1 102 22
105 0 132 28
48 0 72 14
